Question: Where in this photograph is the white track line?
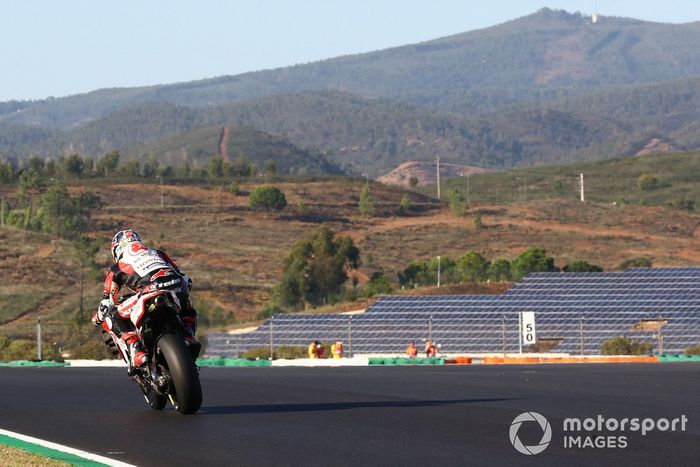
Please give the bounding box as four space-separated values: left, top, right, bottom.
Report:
0 428 136 467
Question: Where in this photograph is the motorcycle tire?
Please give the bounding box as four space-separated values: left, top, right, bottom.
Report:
157 333 202 414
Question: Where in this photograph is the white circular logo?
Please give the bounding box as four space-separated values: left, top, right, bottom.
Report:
509 412 552 455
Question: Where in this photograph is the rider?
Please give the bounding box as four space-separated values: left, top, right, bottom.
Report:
92 229 199 368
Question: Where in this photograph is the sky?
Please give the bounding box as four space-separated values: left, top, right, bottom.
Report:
1 0 698 101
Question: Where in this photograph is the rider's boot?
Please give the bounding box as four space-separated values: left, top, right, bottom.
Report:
122 332 148 368
182 315 200 360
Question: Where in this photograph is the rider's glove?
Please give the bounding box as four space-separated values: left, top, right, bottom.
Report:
92 298 113 327
181 274 193 291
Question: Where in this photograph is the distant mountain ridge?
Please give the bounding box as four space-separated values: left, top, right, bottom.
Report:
3 8 700 176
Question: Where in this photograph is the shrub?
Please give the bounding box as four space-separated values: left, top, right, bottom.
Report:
563 260 603 273
241 347 274 360
683 344 700 355
398 194 411 215
249 185 287 215
358 184 375 216
1 339 36 361
241 345 315 360
408 175 418 188
669 196 694 211
511 247 558 280
488 258 512 281
276 345 308 359
637 174 658 191
617 257 652 270
228 181 239 195
601 336 653 355
457 251 489 282
363 272 393 297
473 214 484 229
447 188 465 216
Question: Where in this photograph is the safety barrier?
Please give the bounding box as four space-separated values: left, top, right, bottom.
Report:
197 358 272 367
481 355 660 364
368 357 444 365
658 354 700 363
0 360 69 367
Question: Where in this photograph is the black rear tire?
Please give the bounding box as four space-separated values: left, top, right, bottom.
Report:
157 333 202 414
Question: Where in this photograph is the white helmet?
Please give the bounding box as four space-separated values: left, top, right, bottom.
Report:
111 229 143 262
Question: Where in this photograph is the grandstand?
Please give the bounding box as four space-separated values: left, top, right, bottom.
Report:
206 268 700 356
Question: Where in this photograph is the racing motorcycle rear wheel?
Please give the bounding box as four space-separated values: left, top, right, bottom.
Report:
156 333 202 414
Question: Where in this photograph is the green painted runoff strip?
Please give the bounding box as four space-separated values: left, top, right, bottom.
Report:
197 358 272 367
0 434 106 466
0 360 69 367
658 354 700 362
368 357 444 365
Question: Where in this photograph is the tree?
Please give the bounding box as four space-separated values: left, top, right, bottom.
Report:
73 236 100 319
28 155 45 175
0 162 15 184
175 159 191 178
563 260 603 272
457 251 489 282
358 183 375 216
511 247 558 280
96 151 120 177
34 182 81 236
75 191 104 230
63 154 85 179
408 175 419 188
232 154 251 177
249 185 287 215
398 194 411 215
275 226 360 309
121 160 140 178
208 155 224 178
488 258 512 281
363 272 393 297
264 160 277 180
142 159 159 178
447 188 465 216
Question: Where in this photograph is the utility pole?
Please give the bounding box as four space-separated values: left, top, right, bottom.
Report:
1 196 4 227
466 174 470 205
437 255 441 287
436 156 441 200
579 173 585 202
159 175 164 208
36 317 42 360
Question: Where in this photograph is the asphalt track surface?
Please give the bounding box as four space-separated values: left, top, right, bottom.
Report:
0 363 698 466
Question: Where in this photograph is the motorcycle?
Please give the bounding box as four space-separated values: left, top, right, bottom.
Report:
100 282 202 415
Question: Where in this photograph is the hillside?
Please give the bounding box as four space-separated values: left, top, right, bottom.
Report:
435 150 700 207
5 8 700 130
124 125 344 176
0 91 647 175
1 150 698 341
3 9 700 178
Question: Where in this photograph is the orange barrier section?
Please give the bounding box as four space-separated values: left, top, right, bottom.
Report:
480 355 660 364
444 357 472 365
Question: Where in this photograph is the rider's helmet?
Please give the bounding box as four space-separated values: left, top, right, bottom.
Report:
111 229 143 262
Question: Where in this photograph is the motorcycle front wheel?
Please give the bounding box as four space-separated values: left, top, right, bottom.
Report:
156 333 202 414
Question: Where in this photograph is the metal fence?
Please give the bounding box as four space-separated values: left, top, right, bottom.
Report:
205 311 697 358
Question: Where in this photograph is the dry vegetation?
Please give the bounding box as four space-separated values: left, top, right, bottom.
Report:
1 178 698 342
